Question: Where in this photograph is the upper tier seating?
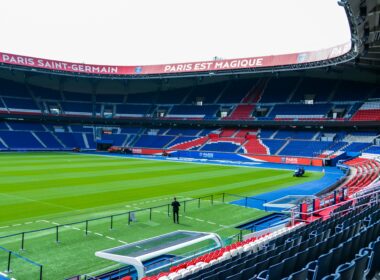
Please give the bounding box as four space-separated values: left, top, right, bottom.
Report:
30 86 61 100
166 128 202 136
119 127 142 134
275 130 317 140
1 78 380 122
167 105 219 119
218 79 257 103
332 81 373 101
155 88 190 104
0 79 30 98
235 128 256 138
279 140 332 157
219 128 237 137
2 97 40 114
351 101 380 121
61 102 93 116
259 77 299 103
64 91 92 102
96 94 125 103
116 104 152 117
127 92 157 104
268 104 332 120
184 83 227 104
290 78 336 102
7 121 45 131
70 125 94 133
0 98 7 113
225 105 255 120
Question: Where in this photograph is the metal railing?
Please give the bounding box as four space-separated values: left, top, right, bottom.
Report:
0 246 43 280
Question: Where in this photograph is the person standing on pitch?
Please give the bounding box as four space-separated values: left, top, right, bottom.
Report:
171 197 180 224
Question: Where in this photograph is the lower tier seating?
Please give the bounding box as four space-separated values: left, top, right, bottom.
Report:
142 195 380 280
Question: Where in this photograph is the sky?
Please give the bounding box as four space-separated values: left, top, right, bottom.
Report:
0 0 351 66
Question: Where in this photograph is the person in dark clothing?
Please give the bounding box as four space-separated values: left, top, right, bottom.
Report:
171 197 180 224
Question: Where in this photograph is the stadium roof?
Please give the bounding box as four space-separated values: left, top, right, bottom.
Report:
0 0 351 66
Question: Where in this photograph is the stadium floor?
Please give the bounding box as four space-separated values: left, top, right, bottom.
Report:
0 152 326 279
84 151 344 211
231 169 344 210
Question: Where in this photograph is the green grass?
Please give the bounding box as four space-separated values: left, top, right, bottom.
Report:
0 152 323 279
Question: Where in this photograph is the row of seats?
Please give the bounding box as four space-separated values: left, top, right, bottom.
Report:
142 192 380 280
343 159 380 196
1 77 379 120
1 121 379 157
2 96 380 121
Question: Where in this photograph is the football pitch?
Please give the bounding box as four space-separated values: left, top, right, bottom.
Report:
0 153 323 279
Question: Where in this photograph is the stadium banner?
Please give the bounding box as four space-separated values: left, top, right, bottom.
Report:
0 42 351 75
131 148 324 166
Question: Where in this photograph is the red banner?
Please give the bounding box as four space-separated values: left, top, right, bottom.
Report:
0 42 351 76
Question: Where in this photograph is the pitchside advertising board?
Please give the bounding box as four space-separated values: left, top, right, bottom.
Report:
0 42 351 76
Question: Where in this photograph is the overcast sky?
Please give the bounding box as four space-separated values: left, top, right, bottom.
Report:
0 0 351 65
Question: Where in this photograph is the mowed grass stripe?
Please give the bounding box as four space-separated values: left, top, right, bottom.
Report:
0 156 186 172
2 170 297 216
0 160 226 184
1 166 264 204
0 153 321 225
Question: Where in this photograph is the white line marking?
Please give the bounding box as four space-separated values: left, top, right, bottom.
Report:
106 236 115 240
207 221 216 225
0 226 9 229
95 233 103 237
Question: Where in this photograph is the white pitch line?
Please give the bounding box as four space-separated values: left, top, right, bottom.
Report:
207 221 216 225
0 226 9 229
95 233 103 237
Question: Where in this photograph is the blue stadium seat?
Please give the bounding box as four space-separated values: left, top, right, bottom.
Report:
0 131 44 149
201 142 240 152
279 141 332 157
134 135 175 148
35 132 64 149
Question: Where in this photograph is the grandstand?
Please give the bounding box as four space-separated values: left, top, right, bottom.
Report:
0 0 379 279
